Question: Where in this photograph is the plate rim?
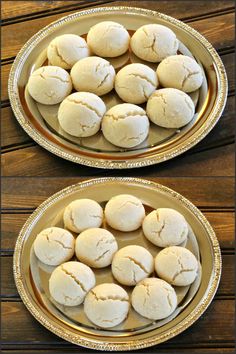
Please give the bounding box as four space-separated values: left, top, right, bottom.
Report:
13 177 222 351
8 6 228 169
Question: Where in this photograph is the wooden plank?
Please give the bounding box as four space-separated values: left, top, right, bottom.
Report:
2 211 234 251
2 141 234 177
2 349 235 354
1 1 84 20
1 254 234 298
1 11 234 60
1 106 31 147
2 177 235 209
2 348 235 354
2 1 234 21
1 300 234 344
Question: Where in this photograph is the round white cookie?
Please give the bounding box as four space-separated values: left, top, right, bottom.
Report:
115 63 158 104
146 88 195 128
47 34 90 69
75 228 118 268
87 21 130 58
102 103 149 148
142 208 188 247
71 56 116 96
63 199 103 233
105 194 145 232
112 245 154 286
58 92 106 137
84 283 129 328
131 278 177 320
33 227 75 266
49 261 96 306
157 55 203 92
155 246 198 286
131 24 179 63
28 66 72 105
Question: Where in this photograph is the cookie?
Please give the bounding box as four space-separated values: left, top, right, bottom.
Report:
49 261 96 306
155 246 198 286
105 194 145 231
102 103 149 148
75 228 118 268
87 21 130 57
112 245 154 286
157 55 203 92
142 208 188 247
84 283 129 328
131 278 177 320
58 92 106 137
63 199 103 233
146 88 195 128
27 66 72 105
33 227 75 266
131 24 178 62
115 63 158 104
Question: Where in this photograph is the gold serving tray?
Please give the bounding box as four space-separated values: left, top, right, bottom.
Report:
13 177 221 350
8 6 227 169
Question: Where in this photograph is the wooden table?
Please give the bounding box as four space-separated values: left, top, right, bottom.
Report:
1 1 235 354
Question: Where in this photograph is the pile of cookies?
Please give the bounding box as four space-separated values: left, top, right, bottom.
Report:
27 21 203 148
33 194 199 329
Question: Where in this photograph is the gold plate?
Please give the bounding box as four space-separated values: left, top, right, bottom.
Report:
13 177 221 350
8 6 227 169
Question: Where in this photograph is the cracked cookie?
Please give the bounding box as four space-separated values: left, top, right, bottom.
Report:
49 261 96 306
111 245 154 286
70 56 115 96
58 92 106 137
84 283 130 328
33 227 75 266
115 63 158 104
47 34 90 69
101 103 149 148
87 21 130 58
157 54 203 92
146 88 195 128
75 228 118 268
130 24 179 63
131 278 177 320
27 66 72 105
104 194 145 231
142 208 188 247
155 246 198 286
63 198 103 233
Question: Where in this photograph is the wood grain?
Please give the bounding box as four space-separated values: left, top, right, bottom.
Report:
1 11 234 60
1 300 234 344
2 177 234 209
1 1 89 20
2 211 234 251
2 142 235 177
1 253 234 298
1 349 235 354
2 0 234 21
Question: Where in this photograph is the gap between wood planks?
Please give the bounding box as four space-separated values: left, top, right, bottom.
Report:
1 0 115 26
1 1 234 26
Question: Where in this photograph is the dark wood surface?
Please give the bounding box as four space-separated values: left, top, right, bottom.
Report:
1 0 235 176
1 176 235 353
1 1 235 353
